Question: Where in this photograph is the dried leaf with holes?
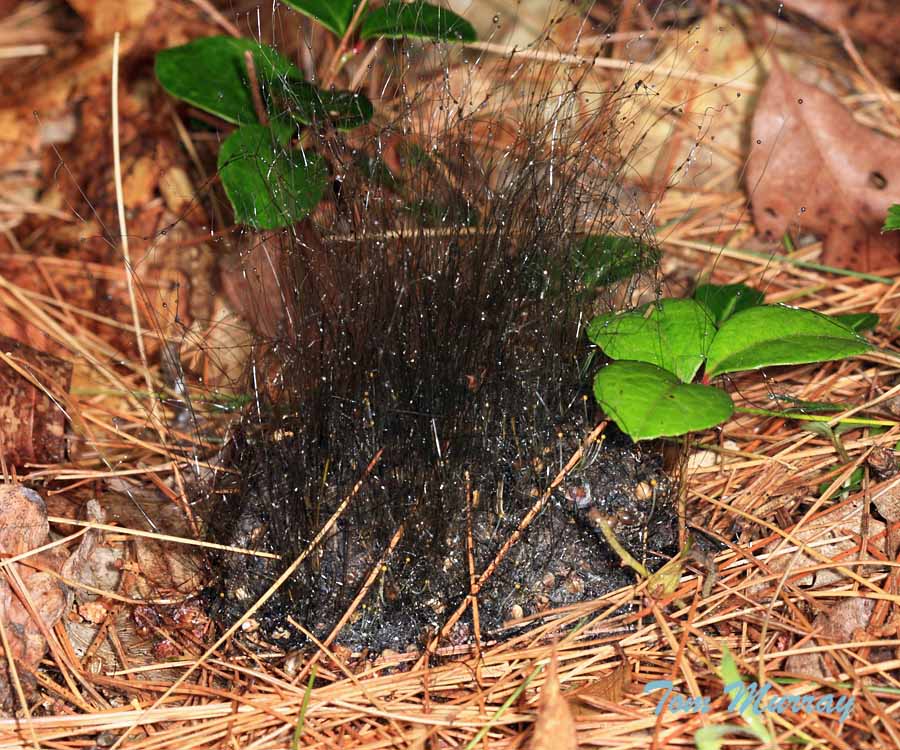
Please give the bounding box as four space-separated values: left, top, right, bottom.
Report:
745 65 900 272
530 653 578 750
867 447 898 480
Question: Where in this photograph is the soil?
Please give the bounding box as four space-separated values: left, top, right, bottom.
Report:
205 373 678 652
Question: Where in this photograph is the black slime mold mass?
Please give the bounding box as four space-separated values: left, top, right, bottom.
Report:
200 34 679 652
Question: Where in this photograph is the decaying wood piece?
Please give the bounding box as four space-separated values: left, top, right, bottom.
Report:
0 335 71 465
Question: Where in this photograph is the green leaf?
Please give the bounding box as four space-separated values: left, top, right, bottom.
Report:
281 0 359 36
218 123 328 229
693 283 764 325
360 0 477 42
270 76 373 130
573 235 660 288
587 299 715 383
155 36 301 125
834 312 879 332
593 361 733 441
705 305 870 378
884 204 900 232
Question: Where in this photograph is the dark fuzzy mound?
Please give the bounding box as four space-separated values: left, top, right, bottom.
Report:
199 35 676 651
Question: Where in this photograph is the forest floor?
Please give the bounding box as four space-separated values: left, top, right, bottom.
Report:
1 0 899 748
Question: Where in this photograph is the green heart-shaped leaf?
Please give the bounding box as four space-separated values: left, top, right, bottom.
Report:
694 282 764 325
360 0 477 42
587 299 715 383
705 304 870 378
155 37 301 125
218 123 328 229
270 76 373 130
281 0 359 36
593 361 733 441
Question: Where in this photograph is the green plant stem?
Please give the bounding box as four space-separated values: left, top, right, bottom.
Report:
680 240 894 284
735 406 898 428
592 516 650 578
781 231 796 253
463 665 543 750
291 665 317 749
734 249 893 283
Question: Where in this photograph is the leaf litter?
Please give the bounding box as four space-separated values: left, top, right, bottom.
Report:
746 63 900 272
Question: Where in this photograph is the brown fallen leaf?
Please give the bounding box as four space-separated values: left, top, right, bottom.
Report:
780 1 900 51
66 0 156 41
567 656 632 717
531 653 578 750
0 486 101 712
220 233 293 342
785 597 874 679
745 65 900 272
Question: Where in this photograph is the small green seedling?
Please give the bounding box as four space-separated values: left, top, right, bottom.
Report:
693 645 776 750
588 282 872 440
155 1 476 230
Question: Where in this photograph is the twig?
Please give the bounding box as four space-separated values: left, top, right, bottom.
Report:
415 422 607 669
466 40 756 92
244 50 270 126
187 0 242 37
46 515 281 559
348 39 381 92
837 26 900 128
0 44 46 59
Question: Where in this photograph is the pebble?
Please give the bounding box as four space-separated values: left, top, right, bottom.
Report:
634 481 654 501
